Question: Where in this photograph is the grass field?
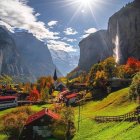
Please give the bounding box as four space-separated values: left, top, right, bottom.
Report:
73 88 139 140
0 88 139 140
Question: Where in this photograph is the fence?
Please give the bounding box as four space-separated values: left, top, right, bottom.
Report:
95 108 140 123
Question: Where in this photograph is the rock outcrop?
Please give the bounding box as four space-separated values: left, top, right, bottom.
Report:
108 0 140 64
78 30 113 71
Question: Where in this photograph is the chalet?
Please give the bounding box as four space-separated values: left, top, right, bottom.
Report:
68 82 87 92
65 93 78 106
19 108 61 140
0 96 18 109
57 90 71 102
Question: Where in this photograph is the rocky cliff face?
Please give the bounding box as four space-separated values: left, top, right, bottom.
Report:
12 31 60 79
0 27 30 77
0 27 61 81
108 0 140 64
78 30 113 71
78 0 140 71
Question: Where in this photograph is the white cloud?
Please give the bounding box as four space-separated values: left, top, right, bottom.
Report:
47 40 77 52
48 20 58 27
85 28 97 34
64 27 78 35
81 27 97 39
0 0 59 40
0 20 13 32
62 37 77 42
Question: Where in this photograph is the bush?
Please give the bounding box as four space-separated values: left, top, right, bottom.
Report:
2 106 34 138
129 72 140 102
51 106 76 139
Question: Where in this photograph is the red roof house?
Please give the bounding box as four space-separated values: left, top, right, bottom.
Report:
65 93 78 106
0 96 17 101
19 108 61 140
0 96 18 109
26 108 61 125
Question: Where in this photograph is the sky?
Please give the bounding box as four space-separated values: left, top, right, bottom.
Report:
0 0 134 53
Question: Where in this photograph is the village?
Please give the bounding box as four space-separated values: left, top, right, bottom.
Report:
0 56 140 140
0 69 90 140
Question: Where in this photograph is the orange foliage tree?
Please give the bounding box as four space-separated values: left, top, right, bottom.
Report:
125 57 140 78
28 88 40 101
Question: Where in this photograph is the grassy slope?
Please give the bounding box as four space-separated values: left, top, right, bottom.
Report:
0 88 139 140
74 88 139 140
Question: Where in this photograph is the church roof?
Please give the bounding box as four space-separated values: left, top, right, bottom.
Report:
53 69 58 81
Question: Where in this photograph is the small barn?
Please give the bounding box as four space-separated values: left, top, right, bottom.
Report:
19 108 61 140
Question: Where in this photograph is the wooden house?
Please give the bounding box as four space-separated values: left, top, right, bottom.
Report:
65 93 78 106
0 96 18 109
19 108 61 140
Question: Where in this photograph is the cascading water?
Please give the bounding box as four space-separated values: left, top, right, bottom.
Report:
114 21 120 63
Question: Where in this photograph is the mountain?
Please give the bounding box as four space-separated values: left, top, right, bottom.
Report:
108 0 140 64
0 26 61 82
78 0 140 71
50 49 79 76
78 30 112 71
12 31 61 80
0 27 30 78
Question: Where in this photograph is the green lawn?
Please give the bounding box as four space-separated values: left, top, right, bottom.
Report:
0 88 139 140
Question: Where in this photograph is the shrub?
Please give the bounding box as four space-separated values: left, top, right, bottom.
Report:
52 106 76 139
2 106 34 138
129 72 140 102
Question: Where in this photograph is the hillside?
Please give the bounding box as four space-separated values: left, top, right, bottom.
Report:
0 88 139 140
74 88 139 140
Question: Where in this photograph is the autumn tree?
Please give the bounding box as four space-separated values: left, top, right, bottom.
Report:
28 87 40 101
129 72 140 103
87 57 117 88
52 107 76 140
101 57 117 78
37 76 53 89
93 70 108 88
87 63 103 87
125 57 140 78
116 65 126 78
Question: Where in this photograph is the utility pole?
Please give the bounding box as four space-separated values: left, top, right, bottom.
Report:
77 102 81 131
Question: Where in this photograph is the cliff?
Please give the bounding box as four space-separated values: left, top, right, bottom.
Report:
0 27 30 77
108 0 140 64
12 31 58 79
78 0 140 71
0 27 61 81
78 30 112 71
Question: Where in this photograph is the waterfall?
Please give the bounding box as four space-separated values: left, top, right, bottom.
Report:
114 21 120 63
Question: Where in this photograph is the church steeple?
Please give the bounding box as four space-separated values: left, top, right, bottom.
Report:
53 69 58 81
